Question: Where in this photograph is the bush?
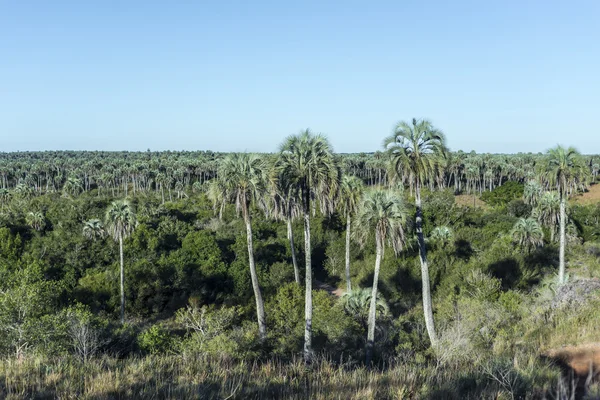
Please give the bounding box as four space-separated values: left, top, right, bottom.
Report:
138 324 173 355
481 181 524 206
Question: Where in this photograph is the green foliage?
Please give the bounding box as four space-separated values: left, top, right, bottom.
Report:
138 324 173 355
480 181 524 206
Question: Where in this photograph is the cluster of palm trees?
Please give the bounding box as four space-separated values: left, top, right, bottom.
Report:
512 147 585 284
208 119 448 364
6 120 591 365
0 146 596 202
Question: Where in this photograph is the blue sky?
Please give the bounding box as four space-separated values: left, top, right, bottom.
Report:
1 1 599 153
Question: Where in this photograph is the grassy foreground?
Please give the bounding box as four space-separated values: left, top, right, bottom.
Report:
0 354 583 400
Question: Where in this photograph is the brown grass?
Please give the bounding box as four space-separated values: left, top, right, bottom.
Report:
571 183 600 206
454 194 487 208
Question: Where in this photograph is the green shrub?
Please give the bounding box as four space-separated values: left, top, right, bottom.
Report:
138 324 173 355
481 181 524 206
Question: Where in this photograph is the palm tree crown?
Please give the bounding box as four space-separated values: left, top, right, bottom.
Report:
354 189 408 256
278 129 340 216
83 219 106 241
105 200 137 241
511 218 544 253
384 118 448 192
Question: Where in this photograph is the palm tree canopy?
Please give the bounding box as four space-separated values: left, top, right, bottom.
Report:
338 175 365 218
278 129 340 215
523 180 543 206
105 200 137 241
429 226 453 246
533 191 560 231
341 287 389 320
218 153 268 216
83 218 106 241
354 189 408 255
511 218 544 251
543 146 582 196
383 118 448 188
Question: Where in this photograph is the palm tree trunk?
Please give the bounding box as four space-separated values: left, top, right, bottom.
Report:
366 229 382 366
303 207 313 364
243 205 266 340
415 185 438 346
287 217 300 284
345 214 352 293
119 232 125 324
559 196 566 284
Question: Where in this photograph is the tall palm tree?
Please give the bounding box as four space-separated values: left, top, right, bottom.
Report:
383 118 447 346
278 129 340 363
218 153 268 340
268 162 302 284
543 146 581 284
354 189 407 365
105 200 137 323
83 219 106 241
511 218 544 253
338 175 365 292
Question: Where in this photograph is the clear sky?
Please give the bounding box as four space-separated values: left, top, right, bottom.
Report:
1 1 599 154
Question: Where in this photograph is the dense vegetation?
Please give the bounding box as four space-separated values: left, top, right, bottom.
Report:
1 121 600 399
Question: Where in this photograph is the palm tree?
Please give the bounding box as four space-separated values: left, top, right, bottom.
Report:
268 163 302 284
218 153 268 340
543 146 581 284
205 179 226 220
83 219 106 241
338 175 365 292
278 129 340 363
26 211 45 231
341 287 389 326
63 176 83 197
105 200 137 323
0 188 11 208
511 218 544 253
523 180 543 207
383 118 447 346
354 189 408 365
533 192 560 241
429 226 453 249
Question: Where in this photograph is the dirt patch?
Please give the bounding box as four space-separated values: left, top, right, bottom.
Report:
314 280 344 298
571 183 600 206
454 194 487 208
547 343 600 377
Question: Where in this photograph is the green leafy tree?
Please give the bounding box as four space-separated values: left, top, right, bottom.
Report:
354 189 407 364
105 200 137 323
278 129 340 363
218 153 268 340
384 118 447 346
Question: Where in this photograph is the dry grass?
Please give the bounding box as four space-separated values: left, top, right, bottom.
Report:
454 194 487 209
0 355 551 399
571 183 600 206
